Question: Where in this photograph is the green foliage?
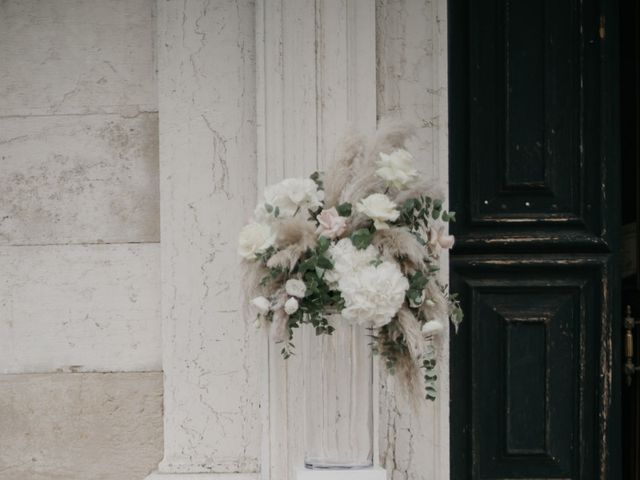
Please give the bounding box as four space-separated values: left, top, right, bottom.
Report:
350 228 374 250
252 185 463 401
396 195 455 238
273 237 344 353
371 322 410 376
310 171 324 190
406 270 429 306
431 199 443 220
422 342 438 401
316 235 331 253
336 202 352 217
263 203 281 218
441 211 456 222
449 292 464 333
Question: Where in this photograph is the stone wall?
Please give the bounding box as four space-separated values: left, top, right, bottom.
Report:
0 1 449 479
0 1 163 479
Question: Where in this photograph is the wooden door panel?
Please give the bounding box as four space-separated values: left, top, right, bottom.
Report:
448 0 620 477
449 0 615 252
451 255 613 479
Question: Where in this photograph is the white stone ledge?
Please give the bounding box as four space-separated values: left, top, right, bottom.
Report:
145 474 258 480
296 467 387 480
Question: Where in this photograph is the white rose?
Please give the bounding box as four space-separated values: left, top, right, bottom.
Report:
338 261 409 328
356 193 399 230
316 207 347 239
238 222 276 260
325 238 378 285
285 279 307 298
376 149 419 189
255 178 324 220
422 320 443 337
250 296 271 314
284 297 299 315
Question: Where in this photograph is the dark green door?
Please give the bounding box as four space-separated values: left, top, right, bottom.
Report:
448 0 621 479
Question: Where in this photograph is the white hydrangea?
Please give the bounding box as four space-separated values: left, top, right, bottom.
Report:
338 261 409 328
255 178 324 220
324 238 378 285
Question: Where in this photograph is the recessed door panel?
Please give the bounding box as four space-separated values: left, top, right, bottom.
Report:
450 256 613 480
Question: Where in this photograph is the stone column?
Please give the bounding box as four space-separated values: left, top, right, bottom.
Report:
256 2 382 479
148 0 261 478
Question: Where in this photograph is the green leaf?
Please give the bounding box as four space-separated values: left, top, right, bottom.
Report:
316 256 334 269
336 202 352 217
317 236 331 253
351 229 373 250
402 198 418 214
298 257 317 273
408 271 428 290
264 203 273 213
310 171 324 189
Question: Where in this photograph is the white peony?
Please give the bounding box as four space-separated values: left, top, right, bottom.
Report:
284 297 299 315
356 193 399 230
238 222 276 260
338 261 409 328
255 178 324 220
376 149 419 188
325 238 378 285
250 296 271 314
285 279 307 298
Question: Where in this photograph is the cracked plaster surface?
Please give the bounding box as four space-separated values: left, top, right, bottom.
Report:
158 0 261 473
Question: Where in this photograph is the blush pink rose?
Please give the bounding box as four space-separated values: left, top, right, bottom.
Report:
438 232 455 249
430 227 455 250
316 207 347 239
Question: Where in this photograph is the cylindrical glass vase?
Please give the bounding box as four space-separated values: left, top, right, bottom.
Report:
302 319 373 469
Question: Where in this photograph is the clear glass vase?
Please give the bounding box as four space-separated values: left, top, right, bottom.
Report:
302 319 373 469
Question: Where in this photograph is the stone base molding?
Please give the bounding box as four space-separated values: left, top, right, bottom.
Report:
145 473 259 480
296 468 387 480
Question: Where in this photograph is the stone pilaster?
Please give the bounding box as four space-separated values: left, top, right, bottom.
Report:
149 0 261 478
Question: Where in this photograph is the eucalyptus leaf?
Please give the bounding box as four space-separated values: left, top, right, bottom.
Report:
316 256 334 269
351 229 373 250
336 202 352 217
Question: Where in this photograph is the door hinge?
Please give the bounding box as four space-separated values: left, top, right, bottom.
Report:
625 305 640 385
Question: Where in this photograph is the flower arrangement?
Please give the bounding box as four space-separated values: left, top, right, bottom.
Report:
238 121 462 400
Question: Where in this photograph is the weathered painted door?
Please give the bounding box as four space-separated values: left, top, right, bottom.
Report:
448 0 621 478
